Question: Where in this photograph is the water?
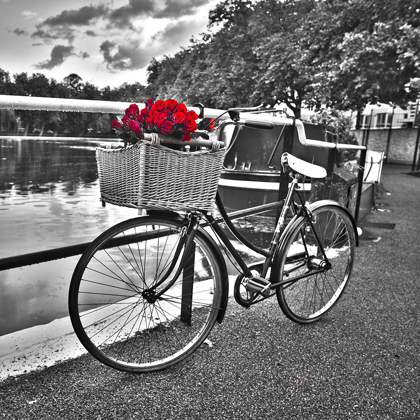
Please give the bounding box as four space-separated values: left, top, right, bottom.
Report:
0 137 138 336
0 137 275 336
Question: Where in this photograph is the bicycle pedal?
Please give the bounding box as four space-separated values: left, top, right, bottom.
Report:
246 276 271 297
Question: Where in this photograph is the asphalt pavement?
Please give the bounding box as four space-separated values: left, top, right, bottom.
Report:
0 164 419 420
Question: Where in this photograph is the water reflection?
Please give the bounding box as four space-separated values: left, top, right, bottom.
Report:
0 138 99 194
0 138 138 336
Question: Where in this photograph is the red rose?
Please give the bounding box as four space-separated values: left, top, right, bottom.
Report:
208 118 216 130
152 100 166 111
156 114 167 128
165 99 178 110
122 115 130 125
172 112 186 124
185 116 197 132
175 103 187 114
160 120 174 135
125 104 139 118
128 120 142 136
187 110 199 120
111 119 123 129
136 113 144 124
145 115 154 130
158 108 169 119
145 98 154 110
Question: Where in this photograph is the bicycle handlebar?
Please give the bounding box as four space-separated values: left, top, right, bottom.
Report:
191 106 365 151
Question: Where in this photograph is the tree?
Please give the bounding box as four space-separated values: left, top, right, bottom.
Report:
317 0 420 114
63 73 83 95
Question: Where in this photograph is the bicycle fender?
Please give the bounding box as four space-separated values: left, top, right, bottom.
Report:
305 200 359 246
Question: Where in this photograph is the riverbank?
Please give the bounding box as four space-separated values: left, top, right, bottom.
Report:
0 164 419 419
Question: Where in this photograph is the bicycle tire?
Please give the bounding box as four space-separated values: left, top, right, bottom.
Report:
274 203 356 323
69 215 223 372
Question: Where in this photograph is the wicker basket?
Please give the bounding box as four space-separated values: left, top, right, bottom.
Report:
96 140 227 213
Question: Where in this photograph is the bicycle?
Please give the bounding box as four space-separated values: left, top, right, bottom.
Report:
68 107 358 373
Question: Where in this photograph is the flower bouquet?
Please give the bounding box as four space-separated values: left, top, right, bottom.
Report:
111 98 215 147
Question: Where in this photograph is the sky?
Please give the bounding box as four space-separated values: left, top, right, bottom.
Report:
0 0 220 89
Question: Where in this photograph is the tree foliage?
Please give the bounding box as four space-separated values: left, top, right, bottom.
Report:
147 0 420 117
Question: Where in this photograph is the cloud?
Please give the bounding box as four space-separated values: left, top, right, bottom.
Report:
32 4 109 44
107 0 214 29
35 45 76 69
100 11 211 72
153 0 212 19
152 17 207 47
100 40 151 71
12 28 28 36
22 10 38 19
32 26 77 44
108 0 156 29
86 30 97 37
42 4 110 27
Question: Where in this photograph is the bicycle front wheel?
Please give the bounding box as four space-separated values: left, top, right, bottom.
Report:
69 215 223 372
274 204 356 323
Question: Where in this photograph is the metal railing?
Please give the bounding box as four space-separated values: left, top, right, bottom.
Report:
0 95 366 272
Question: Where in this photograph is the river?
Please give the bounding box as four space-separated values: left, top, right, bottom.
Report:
0 137 140 336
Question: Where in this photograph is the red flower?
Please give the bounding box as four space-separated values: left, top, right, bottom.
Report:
122 115 130 125
208 118 216 130
125 104 139 118
182 131 191 142
158 108 170 119
156 114 167 128
152 100 166 111
145 98 154 110
111 119 123 129
165 99 178 111
136 113 144 124
128 120 142 136
160 120 175 135
187 110 199 120
172 112 186 124
185 116 197 132
145 115 154 130
175 103 187 114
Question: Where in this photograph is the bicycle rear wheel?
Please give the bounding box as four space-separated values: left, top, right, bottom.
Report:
274 204 356 323
69 215 223 372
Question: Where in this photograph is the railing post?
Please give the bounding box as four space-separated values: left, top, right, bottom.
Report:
354 148 367 224
181 242 195 325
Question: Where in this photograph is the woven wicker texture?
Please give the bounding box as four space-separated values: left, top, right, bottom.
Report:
96 141 226 212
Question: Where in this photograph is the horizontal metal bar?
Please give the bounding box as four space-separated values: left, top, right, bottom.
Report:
0 95 366 151
0 229 175 272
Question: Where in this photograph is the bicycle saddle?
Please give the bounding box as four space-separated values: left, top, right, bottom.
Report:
281 153 327 179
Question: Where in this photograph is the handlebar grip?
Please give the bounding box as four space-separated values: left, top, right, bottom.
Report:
244 120 274 130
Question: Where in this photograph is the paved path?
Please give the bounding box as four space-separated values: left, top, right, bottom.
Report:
0 164 419 419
